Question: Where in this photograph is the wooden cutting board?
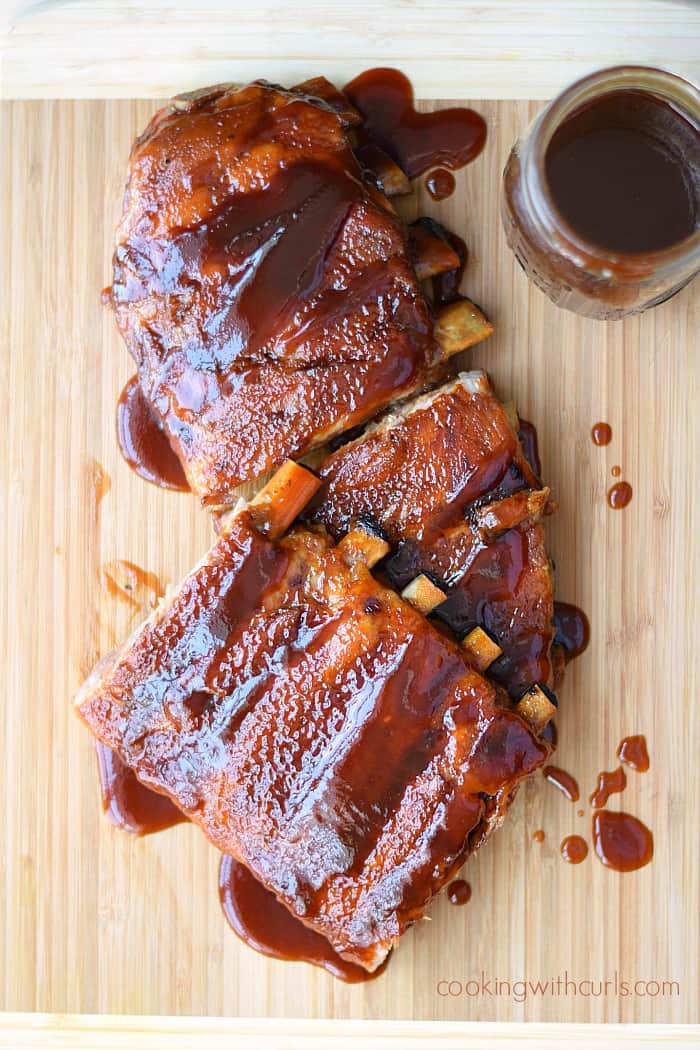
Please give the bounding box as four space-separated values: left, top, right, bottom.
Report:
1 94 698 1026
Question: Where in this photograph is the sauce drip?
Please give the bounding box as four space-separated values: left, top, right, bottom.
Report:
425 168 456 200
117 376 190 491
447 879 472 905
543 765 580 802
611 465 621 477
592 810 653 872
591 421 612 446
589 766 627 809
533 829 545 843
517 419 542 478
344 68 486 178
101 559 164 609
608 481 633 509
617 735 650 772
95 741 185 835
546 89 700 254
218 855 385 983
561 835 588 864
87 459 111 506
553 601 591 662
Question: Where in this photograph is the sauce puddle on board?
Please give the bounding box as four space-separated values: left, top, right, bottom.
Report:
96 741 185 835
344 68 486 178
447 879 471 905
543 765 580 802
617 735 650 772
608 480 633 509
592 810 653 872
589 766 627 809
425 168 456 200
117 375 190 491
561 835 588 864
591 421 612 446
553 601 591 662
218 855 385 983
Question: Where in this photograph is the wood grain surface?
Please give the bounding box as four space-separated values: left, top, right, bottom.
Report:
1 95 698 1026
3 0 700 101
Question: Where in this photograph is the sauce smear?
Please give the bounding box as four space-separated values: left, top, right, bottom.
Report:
517 419 542 478
447 879 471 905
218 855 384 982
608 481 633 509
561 835 588 864
344 68 486 178
546 89 699 253
117 375 190 491
96 741 185 835
543 765 580 802
553 601 591 661
426 168 456 200
592 810 653 871
591 421 612 446
589 766 627 809
617 735 650 772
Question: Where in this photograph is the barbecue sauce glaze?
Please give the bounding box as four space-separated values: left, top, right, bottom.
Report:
617 735 650 772
426 168 456 201
543 766 580 802
592 811 653 872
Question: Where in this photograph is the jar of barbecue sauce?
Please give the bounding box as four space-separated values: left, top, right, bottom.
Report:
501 66 700 318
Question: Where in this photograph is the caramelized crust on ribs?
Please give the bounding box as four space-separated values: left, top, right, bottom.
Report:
307 371 557 698
75 493 549 971
109 80 445 507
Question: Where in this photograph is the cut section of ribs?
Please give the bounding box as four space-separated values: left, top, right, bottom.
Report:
75 464 549 972
306 371 557 699
108 79 461 507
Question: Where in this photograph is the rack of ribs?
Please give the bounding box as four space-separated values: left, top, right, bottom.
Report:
75 462 550 973
107 79 489 508
306 370 560 702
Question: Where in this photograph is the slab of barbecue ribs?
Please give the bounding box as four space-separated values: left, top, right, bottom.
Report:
75 463 551 972
107 78 488 508
307 370 560 700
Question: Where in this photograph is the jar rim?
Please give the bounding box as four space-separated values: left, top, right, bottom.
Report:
523 65 700 276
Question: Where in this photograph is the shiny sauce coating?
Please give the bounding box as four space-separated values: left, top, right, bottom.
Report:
117 376 190 491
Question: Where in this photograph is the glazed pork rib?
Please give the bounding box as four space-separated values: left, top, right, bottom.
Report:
108 79 482 508
75 463 550 972
307 370 558 700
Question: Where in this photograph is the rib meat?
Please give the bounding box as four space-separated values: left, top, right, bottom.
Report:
75 473 549 972
307 371 558 698
108 80 446 507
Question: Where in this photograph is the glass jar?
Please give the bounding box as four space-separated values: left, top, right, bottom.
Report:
501 66 700 319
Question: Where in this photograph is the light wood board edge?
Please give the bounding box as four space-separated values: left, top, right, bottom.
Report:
2 0 699 100
1 1015 699 1049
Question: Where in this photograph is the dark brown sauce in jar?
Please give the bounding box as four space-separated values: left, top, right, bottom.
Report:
117 375 190 491
592 810 653 871
617 735 650 772
561 835 588 864
95 741 185 835
543 765 580 802
426 168 456 200
591 421 612 446
218 855 385 982
553 601 590 662
608 481 633 509
344 68 486 178
546 90 699 254
447 879 472 905
589 766 627 809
